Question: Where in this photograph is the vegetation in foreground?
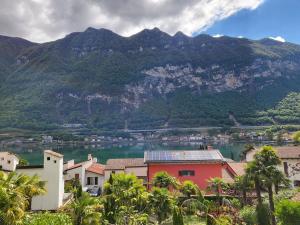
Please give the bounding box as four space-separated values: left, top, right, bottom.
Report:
1 146 300 224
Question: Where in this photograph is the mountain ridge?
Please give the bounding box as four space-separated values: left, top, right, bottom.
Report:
1 28 300 130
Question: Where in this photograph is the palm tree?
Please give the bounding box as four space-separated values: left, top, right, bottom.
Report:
233 175 253 207
152 171 179 189
70 192 103 225
206 177 227 205
246 146 287 225
148 187 174 224
180 180 201 199
102 173 149 224
245 160 263 205
0 171 45 225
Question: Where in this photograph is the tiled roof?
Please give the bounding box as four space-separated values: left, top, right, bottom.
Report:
105 158 145 170
228 162 247 176
144 150 224 163
86 163 105 175
275 146 300 159
65 163 83 171
45 150 63 158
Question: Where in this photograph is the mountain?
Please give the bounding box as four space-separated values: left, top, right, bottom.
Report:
1 28 300 130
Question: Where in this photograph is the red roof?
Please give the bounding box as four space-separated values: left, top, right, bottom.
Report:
228 162 247 176
64 163 83 171
86 163 105 175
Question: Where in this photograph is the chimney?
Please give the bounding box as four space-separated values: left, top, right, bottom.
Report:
207 145 213 150
88 154 92 161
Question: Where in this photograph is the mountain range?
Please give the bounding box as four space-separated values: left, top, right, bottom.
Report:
1 27 300 130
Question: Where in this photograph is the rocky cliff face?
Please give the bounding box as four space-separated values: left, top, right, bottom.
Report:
1 28 300 129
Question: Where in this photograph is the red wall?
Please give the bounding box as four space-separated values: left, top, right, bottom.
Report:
148 163 223 190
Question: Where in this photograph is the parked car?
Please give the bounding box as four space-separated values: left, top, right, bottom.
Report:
86 186 101 197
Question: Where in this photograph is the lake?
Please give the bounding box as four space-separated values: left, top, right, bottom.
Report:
1 142 247 165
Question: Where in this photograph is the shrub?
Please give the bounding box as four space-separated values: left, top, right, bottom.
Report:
24 212 72 225
239 206 257 225
275 200 300 225
216 215 232 225
256 203 271 225
230 198 242 209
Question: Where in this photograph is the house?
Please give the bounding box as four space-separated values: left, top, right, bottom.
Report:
105 158 147 183
15 150 68 210
64 154 105 192
0 151 19 171
223 162 247 183
145 150 235 189
245 146 300 187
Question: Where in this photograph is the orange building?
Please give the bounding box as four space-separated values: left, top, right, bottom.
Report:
145 150 235 189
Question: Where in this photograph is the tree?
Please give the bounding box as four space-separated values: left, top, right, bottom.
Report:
69 192 104 225
102 173 149 224
292 131 300 144
206 177 227 205
256 203 271 225
246 146 287 225
149 187 174 224
233 175 253 207
180 180 201 199
246 161 263 205
0 171 45 225
152 171 179 189
275 200 300 225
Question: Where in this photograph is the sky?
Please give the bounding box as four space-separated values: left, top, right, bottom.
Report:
0 0 299 44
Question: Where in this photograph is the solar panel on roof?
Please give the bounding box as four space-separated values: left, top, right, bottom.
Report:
144 150 224 162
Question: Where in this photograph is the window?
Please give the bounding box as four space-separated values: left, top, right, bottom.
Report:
75 173 79 180
87 177 91 185
294 180 300 187
54 160 57 163
47 157 50 161
179 170 195 176
7 160 11 164
1 157 4 160
283 162 289 176
87 177 98 185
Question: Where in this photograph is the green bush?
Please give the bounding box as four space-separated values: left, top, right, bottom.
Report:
216 215 232 225
256 203 271 225
239 206 257 225
275 200 300 225
24 212 72 225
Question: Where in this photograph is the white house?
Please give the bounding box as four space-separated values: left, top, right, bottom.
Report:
15 150 68 210
104 158 147 183
0 152 19 171
64 154 105 192
246 146 300 187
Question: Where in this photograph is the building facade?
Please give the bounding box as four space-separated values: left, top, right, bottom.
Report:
145 150 235 189
246 146 300 187
104 158 147 183
64 154 105 192
0 152 19 171
16 150 65 210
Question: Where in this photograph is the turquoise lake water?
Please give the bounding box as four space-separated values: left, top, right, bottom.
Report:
2 142 246 165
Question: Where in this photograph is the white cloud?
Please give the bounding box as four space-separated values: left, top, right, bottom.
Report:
213 34 224 38
269 36 286 42
0 0 264 42
237 35 244 38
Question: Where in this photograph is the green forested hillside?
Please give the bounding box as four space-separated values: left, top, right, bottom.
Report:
1 28 300 130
